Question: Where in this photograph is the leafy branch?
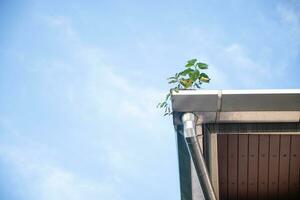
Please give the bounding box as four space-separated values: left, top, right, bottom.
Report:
157 58 211 116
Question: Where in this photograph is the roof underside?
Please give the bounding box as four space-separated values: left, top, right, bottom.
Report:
208 123 300 200
172 89 300 200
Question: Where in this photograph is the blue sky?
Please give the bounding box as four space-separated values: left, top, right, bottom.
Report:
0 0 299 199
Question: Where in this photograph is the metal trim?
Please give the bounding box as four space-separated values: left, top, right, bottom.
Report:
193 111 300 124
172 89 300 113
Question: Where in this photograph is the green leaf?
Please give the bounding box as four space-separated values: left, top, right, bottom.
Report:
179 79 187 87
156 102 161 108
165 93 171 101
187 80 193 88
194 69 200 77
180 79 193 88
168 80 177 84
189 69 200 81
160 102 167 108
199 73 210 83
199 77 210 83
185 63 194 67
179 68 194 76
185 59 197 67
197 62 208 69
200 73 209 78
157 58 210 116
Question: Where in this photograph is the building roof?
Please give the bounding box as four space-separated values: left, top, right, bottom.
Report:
172 89 300 200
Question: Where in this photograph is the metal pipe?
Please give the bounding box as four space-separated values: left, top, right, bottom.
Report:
182 113 217 200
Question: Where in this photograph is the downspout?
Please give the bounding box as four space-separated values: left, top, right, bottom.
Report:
182 113 216 200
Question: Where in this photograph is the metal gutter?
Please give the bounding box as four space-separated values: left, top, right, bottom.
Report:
182 113 217 200
172 89 300 124
172 89 300 112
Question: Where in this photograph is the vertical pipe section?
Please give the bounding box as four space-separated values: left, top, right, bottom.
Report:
182 113 217 200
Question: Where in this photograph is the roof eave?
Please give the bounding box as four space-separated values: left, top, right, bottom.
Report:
171 89 300 124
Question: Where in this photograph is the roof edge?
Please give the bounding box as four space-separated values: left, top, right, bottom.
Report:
171 89 300 113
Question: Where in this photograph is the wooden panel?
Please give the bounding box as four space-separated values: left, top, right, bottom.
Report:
289 135 300 199
215 123 300 200
258 135 269 199
218 133 228 200
238 134 248 200
248 134 259 199
203 124 220 199
268 135 280 199
278 135 291 199
227 134 238 200
210 134 220 199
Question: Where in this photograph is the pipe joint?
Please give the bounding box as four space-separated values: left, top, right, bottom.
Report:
182 113 197 138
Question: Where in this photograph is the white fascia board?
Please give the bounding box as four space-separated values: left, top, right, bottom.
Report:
222 89 300 95
172 89 300 96
172 89 300 113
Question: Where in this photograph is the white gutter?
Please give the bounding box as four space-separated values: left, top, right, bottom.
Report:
172 89 300 123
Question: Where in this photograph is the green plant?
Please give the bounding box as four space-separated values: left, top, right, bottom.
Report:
157 58 211 116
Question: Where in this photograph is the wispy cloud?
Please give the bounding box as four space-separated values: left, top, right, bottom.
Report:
0 145 122 200
44 15 78 39
176 28 272 89
41 15 166 124
277 3 300 31
222 43 275 87
0 14 174 199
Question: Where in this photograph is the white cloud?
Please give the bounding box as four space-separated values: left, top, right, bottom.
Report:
44 15 77 39
277 3 300 30
225 44 254 70
183 26 288 89
0 14 172 199
39 15 167 125
222 43 289 88
0 146 122 200
180 28 277 88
